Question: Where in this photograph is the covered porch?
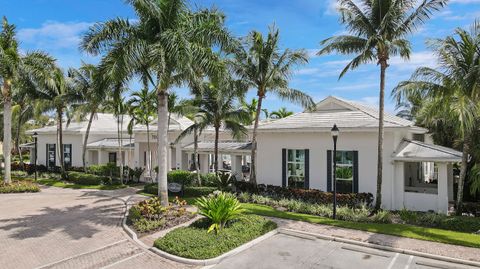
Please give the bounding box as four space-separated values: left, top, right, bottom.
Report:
392 139 462 214
85 138 135 167
183 141 252 180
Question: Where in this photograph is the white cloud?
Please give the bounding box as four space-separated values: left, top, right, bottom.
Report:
18 21 93 49
450 0 480 3
324 0 340 15
389 51 437 71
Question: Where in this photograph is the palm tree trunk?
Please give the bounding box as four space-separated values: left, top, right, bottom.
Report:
250 93 264 184
15 108 24 170
57 107 66 179
119 114 124 184
157 90 169 206
146 122 152 179
456 138 470 215
194 127 201 186
214 125 220 173
374 60 387 211
82 110 96 172
3 82 12 184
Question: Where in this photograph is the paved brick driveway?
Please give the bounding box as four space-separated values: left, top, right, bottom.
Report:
0 186 192 269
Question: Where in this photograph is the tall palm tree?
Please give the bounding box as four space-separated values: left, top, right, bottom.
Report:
197 79 250 173
81 0 235 206
393 21 480 213
241 98 259 124
68 63 107 171
270 107 294 119
318 0 447 210
232 26 314 184
128 87 156 179
35 67 81 179
0 17 55 183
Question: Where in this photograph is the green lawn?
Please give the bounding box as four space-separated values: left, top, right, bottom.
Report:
38 179 128 190
243 203 480 248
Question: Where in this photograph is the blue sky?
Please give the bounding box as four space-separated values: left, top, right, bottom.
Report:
1 0 480 113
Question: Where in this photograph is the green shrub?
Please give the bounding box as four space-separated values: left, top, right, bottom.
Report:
127 206 143 223
133 218 166 233
200 173 218 187
154 215 277 259
237 192 251 203
196 192 244 233
168 170 194 186
0 181 40 193
87 163 118 177
67 171 104 185
143 183 216 197
399 208 419 223
371 210 393 224
214 171 235 191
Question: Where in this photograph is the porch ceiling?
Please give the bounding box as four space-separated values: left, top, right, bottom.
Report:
392 139 462 162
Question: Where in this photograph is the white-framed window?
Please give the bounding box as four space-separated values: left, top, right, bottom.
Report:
287 149 305 188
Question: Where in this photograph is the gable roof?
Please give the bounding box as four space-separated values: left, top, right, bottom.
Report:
134 113 193 132
257 96 426 132
392 139 462 162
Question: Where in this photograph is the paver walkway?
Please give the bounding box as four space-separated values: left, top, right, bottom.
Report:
270 217 480 263
0 186 194 269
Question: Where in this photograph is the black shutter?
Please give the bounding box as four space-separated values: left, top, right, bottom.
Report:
327 150 332 192
282 149 286 187
304 149 310 189
353 151 359 193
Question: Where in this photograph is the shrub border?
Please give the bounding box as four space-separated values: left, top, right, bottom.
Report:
121 197 278 266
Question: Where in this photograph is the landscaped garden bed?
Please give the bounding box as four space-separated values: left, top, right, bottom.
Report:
0 180 40 193
154 192 277 259
127 196 196 233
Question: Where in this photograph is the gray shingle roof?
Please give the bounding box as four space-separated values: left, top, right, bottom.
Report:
393 139 462 162
86 138 134 149
257 96 422 131
183 141 251 154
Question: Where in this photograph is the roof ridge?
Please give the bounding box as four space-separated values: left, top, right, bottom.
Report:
404 139 462 157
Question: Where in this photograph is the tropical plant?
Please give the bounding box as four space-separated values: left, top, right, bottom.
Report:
270 107 293 119
318 0 447 211
241 98 259 124
81 0 235 206
215 171 236 191
196 191 244 233
68 63 107 171
128 87 156 178
393 21 480 213
0 17 55 183
232 26 314 184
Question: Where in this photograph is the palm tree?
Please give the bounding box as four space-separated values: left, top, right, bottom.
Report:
318 0 447 210
393 21 480 214
270 107 294 119
0 17 55 183
81 0 235 206
128 87 156 179
198 79 250 173
105 89 128 183
232 25 314 184
241 98 259 124
68 63 107 171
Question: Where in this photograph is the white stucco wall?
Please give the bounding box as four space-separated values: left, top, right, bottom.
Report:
36 133 83 167
256 130 398 209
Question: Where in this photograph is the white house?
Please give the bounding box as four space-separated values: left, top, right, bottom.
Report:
24 96 462 214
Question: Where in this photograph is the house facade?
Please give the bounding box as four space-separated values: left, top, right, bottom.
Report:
24 96 462 214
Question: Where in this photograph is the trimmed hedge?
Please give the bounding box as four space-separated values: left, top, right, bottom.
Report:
234 182 374 207
154 215 277 259
398 209 480 233
143 183 217 197
67 171 105 185
0 181 40 193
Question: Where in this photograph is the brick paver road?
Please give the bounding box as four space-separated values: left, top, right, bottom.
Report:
0 186 192 269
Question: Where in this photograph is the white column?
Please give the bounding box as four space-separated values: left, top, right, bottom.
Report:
175 145 182 170
200 154 209 174
437 163 449 214
98 149 103 164
167 145 172 170
231 155 243 180
393 162 405 210
447 163 454 202
134 142 140 168
217 153 223 170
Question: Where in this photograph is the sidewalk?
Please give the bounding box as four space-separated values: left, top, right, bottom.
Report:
269 217 480 263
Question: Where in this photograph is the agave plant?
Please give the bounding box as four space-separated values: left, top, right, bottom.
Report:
195 192 244 233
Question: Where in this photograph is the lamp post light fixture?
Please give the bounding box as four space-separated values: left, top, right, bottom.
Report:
32 132 38 182
331 124 339 219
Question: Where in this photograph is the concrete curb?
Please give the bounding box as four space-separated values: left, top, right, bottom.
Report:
277 228 480 268
120 196 279 266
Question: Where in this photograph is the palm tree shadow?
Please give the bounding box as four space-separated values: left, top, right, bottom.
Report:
0 201 123 240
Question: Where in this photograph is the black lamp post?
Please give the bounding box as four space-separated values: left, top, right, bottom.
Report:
33 132 38 182
331 124 339 219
